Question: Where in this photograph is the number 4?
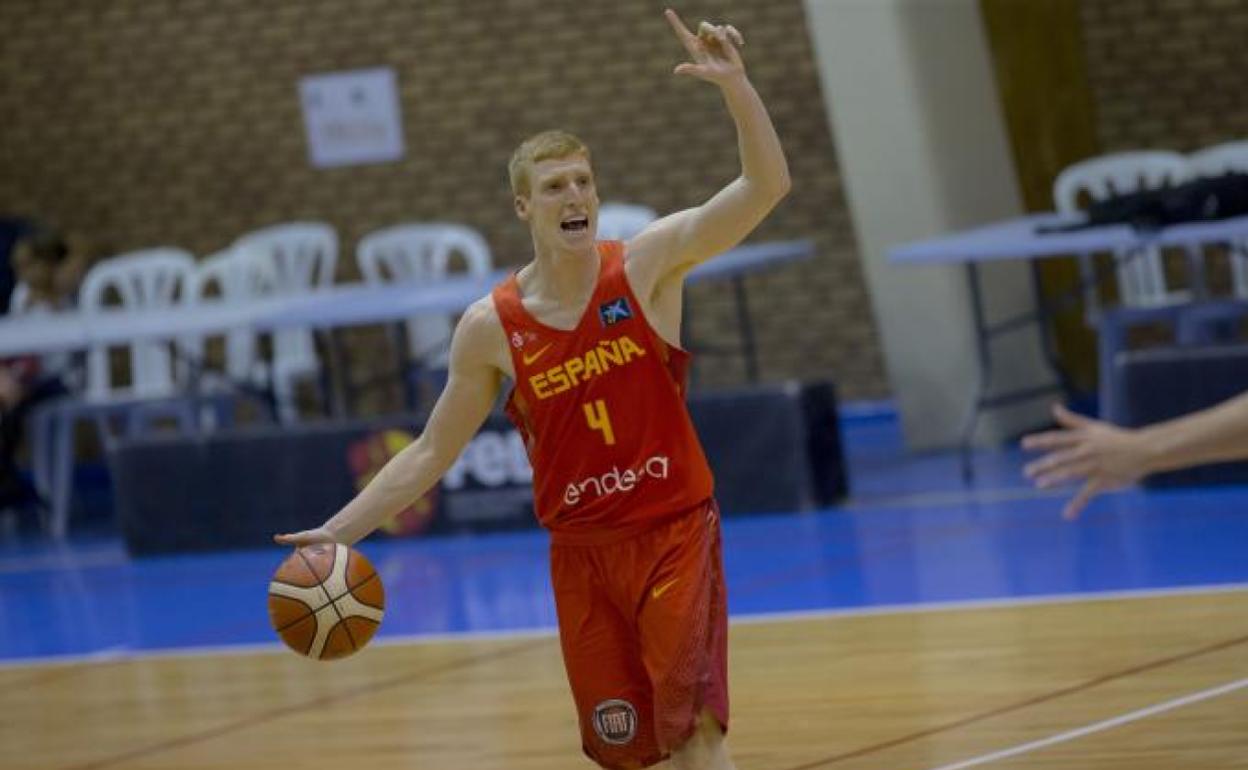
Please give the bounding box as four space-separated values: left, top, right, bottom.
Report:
583 399 616 445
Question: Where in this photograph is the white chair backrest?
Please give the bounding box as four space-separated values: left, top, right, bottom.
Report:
597 202 658 241
180 248 265 383
356 223 491 284
230 222 338 401
9 281 31 314
356 223 493 364
1189 141 1248 297
1053 151 1191 213
1053 151 1192 306
78 248 196 401
1188 140 1248 177
232 222 337 296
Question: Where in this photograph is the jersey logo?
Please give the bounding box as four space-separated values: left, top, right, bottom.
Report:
511 330 539 349
650 578 679 600
530 335 647 400
521 342 553 367
599 297 632 326
563 454 670 506
592 699 638 746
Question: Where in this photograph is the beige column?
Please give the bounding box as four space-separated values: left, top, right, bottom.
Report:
804 0 1051 449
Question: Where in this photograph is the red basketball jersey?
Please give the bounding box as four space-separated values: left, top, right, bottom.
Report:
492 241 714 540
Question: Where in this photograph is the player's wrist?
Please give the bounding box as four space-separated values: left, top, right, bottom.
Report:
323 520 353 546
1133 427 1171 476
716 72 750 92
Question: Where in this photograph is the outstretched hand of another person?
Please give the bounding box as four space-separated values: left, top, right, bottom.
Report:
1022 403 1153 520
665 8 745 85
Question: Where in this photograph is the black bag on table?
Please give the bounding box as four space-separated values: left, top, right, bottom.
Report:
1038 172 1248 234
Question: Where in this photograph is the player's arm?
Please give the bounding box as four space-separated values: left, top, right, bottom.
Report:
274 300 505 546
1023 393 1248 519
626 9 791 298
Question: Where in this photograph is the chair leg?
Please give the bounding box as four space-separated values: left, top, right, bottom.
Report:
273 370 298 424
210 395 236 429
175 401 197 434
50 413 77 540
29 408 56 535
29 408 54 504
1098 323 1126 424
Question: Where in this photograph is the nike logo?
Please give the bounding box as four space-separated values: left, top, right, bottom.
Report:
650 578 679 600
522 343 553 367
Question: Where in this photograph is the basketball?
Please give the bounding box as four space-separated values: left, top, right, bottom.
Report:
268 543 385 660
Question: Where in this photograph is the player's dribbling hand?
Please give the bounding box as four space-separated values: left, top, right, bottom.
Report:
665 8 745 85
273 527 340 547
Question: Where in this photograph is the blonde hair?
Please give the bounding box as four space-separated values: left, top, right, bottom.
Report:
508 130 591 197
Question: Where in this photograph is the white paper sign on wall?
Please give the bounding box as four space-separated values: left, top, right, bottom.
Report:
299 67 405 168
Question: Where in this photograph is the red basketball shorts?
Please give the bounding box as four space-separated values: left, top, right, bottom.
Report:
549 500 729 770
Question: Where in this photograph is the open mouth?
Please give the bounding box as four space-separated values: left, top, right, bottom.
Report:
560 216 589 232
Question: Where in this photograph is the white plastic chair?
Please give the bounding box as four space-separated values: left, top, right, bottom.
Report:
1188 140 1248 297
356 224 492 406
175 248 276 428
78 249 197 401
1054 151 1193 308
597 202 658 241
29 248 200 538
179 248 268 388
1053 151 1196 421
231 222 338 422
1188 139 1248 177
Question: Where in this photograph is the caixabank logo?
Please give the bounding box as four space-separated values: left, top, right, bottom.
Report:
599 296 633 327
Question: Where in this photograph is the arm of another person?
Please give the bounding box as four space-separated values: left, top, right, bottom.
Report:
1022 395 1248 519
275 301 504 546
624 9 791 299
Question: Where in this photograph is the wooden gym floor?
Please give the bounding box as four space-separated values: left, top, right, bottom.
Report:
2 412 1246 768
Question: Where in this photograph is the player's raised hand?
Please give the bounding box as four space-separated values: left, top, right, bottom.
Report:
665 8 745 85
274 526 340 547
1021 403 1149 520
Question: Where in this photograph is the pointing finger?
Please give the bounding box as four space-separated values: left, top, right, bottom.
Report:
665 8 698 49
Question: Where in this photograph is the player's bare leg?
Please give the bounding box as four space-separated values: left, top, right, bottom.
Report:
669 709 737 770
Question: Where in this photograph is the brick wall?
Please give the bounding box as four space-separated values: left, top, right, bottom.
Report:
1081 0 1248 152
0 0 887 404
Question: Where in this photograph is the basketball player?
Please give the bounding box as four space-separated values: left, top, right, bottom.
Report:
276 10 788 768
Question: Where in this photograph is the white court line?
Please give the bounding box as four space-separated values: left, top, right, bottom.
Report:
732 580 1248 628
2 580 1246 671
921 677 1248 770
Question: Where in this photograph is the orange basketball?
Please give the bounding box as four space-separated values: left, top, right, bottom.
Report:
267 543 385 660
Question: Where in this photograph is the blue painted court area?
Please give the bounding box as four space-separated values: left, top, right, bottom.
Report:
2 409 1247 663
